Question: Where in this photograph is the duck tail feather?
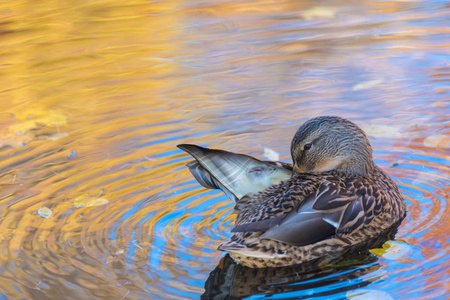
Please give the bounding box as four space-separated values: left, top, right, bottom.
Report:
186 160 238 202
177 144 291 202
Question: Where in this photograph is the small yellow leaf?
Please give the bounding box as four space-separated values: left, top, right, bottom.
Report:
37 206 53 218
301 7 336 20
369 248 387 257
74 196 109 208
370 240 411 260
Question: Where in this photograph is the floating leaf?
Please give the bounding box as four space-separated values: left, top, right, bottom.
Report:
42 132 69 141
8 110 67 134
347 289 393 300
424 134 449 149
264 147 280 161
74 196 109 208
370 240 412 260
301 7 336 20
361 124 402 139
37 206 53 218
352 79 384 91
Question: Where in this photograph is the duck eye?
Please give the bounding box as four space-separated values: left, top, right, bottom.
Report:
304 143 312 150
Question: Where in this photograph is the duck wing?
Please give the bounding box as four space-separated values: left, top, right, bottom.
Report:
177 144 292 202
231 180 371 246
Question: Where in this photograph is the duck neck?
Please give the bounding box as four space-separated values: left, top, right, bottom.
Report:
335 156 374 177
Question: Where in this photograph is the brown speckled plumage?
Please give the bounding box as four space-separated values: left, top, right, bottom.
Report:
178 116 406 268
219 166 405 267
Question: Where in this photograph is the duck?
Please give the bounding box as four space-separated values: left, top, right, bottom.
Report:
177 116 406 268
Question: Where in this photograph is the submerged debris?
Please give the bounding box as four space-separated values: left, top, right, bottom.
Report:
73 196 109 208
37 206 53 218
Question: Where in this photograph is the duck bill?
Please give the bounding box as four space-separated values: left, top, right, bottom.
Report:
293 164 303 174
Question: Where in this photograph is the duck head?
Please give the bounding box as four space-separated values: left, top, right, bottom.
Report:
291 116 374 177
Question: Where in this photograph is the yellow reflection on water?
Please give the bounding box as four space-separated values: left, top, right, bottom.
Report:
0 0 184 167
0 1 188 297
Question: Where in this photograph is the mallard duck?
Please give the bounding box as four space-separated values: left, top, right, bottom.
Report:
178 116 406 268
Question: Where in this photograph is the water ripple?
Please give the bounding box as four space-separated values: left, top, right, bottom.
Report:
0 0 449 299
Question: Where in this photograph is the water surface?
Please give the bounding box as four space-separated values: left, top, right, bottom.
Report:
0 0 448 299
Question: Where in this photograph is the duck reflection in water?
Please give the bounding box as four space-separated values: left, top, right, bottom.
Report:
178 116 406 269
202 220 402 299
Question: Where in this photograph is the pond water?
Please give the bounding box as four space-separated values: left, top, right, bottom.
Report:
0 0 449 299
